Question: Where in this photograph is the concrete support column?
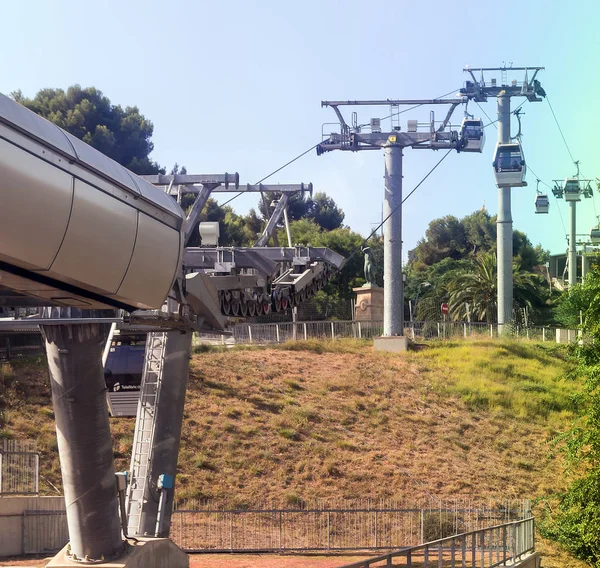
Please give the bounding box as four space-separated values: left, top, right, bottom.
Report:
497 94 513 332
569 202 577 286
383 145 403 336
41 308 122 562
130 330 192 538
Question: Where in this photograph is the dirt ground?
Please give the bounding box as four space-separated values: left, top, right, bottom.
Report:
0 554 368 568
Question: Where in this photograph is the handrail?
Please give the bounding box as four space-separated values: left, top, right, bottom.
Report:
337 517 534 568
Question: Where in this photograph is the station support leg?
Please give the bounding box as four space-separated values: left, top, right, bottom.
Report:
41 309 123 562
130 330 193 538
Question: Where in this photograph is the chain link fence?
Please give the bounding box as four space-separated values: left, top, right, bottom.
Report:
0 440 40 495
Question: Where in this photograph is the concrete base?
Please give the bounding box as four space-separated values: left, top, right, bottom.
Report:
46 538 188 568
354 285 384 322
373 335 409 353
512 552 541 567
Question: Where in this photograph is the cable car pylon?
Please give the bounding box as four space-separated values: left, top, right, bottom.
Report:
460 65 545 332
552 161 594 287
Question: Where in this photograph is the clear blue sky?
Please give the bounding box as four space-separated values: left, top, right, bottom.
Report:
1 0 598 260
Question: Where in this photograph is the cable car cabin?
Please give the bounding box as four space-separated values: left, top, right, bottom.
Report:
591 228 600 246
104 330 146 392
492 143 527 187
563 178 581 202
535 194 549 214
460 118 485 152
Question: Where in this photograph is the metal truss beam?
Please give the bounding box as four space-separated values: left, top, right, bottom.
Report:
184 246 346 272
322 99 466 107
255 193 290 247
139 173 239 187
160 182 313 195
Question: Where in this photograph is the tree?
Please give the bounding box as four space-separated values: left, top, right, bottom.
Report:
444 253 545 323
409 215 468 269
539 270 600 565
258 191 344 231
12 85 164 174
309 192 345 230
408 210 545 272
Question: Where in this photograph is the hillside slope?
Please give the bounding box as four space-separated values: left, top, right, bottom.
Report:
0 339 583 566
1 339 577 503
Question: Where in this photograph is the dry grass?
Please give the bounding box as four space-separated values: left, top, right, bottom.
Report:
0 338 584 565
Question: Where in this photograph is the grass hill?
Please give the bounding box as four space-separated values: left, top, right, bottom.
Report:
0 338 586 566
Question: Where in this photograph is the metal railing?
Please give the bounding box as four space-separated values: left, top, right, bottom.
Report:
14 500 530 555
336 517 535 568
228 320 562 345
171 499 529 553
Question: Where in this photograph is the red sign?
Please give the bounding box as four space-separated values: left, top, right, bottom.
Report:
441 303 449 315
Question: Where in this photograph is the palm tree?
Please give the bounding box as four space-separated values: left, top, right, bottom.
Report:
446 253 543 323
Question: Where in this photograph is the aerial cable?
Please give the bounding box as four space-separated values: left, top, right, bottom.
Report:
217 142 321 208
476 101 497 130
528 164 568 243
546 95 577 165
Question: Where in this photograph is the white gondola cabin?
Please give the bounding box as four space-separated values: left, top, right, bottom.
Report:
459 118 485 152
563 178 581 202
535 194 549 214
492 142 527 187
591 228 600 245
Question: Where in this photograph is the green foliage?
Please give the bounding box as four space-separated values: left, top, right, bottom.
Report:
309 192 345 230
554 279 596 328
408 209 547 272
539 270 600 564
406 209 551 324
259 191 344 231
12 85 164 174
411 340 574 422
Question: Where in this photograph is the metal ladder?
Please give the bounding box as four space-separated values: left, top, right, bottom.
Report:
126 330 168 536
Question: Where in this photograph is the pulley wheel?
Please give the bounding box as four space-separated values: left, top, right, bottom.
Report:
222 299 232 316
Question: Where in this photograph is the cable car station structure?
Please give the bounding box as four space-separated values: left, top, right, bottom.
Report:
0 92 345 567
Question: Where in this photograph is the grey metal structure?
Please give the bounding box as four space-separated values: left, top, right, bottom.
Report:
318 97 469 337
551 171 594 286
460 66 545 331
0 92 348 565
40 308 123 563
127 329 192 538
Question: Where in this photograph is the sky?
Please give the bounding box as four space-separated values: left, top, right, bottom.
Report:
1 0 598 261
